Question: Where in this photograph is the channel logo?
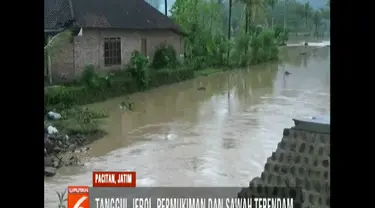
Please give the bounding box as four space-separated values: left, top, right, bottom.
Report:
68 186 90 208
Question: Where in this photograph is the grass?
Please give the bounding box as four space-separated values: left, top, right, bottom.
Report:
46 107 108 136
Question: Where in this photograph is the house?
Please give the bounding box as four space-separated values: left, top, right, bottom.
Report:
44 0 185 82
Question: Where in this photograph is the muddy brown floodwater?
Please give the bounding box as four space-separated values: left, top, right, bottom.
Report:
44 45 330 207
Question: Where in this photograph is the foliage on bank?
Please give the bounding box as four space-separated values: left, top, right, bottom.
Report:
170 0 284 69
45 0 294 110
45 107 107 136
45 54 194 110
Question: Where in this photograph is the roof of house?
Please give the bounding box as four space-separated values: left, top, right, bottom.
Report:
44 0 184 35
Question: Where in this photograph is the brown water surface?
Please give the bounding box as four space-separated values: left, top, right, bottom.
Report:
44 45 330 207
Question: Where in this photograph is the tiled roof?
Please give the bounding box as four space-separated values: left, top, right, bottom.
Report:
44 0 184 34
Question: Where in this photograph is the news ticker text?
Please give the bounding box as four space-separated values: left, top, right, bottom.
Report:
68 187 301 208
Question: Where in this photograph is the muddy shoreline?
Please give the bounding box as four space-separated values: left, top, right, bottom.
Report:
44 110 106 177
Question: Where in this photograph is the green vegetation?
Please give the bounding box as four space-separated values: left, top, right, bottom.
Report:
45 0 330 142
44 65 194 110
45 107 107 136
264 0 330 39
45 47 193 138
171 0 283 69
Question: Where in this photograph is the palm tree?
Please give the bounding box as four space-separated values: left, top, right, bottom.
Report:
312 11 322 39
283 0 289 33
303 2 312 31
228 0 233 59
266 0 278 28
237 0 265 34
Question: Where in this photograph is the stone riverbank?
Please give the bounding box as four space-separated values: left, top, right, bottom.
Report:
44 110 105 177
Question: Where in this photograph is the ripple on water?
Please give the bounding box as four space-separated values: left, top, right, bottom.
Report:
45 47 330 207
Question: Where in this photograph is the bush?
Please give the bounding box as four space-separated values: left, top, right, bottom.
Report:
274 26 289 46
44 79 139 110
45 68 194 109
127 51 150 89
45 85 86 110
79 65 114 89
50 107 107 135
231 31 252 67
231 28 279 66
152 44 179 69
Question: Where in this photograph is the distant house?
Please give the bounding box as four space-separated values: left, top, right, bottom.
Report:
44 0 185 82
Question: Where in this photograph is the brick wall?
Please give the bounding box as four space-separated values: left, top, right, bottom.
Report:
50 40 75 82
50 28 184 81
74 28 184 76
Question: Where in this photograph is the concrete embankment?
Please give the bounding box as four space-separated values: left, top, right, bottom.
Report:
238 116 330 208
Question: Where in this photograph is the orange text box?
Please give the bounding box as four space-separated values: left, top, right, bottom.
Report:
92 171 136 187
68 186 90 208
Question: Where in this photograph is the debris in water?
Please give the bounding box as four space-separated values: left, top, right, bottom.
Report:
120 100 135 111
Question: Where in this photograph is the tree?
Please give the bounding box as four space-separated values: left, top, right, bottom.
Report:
303 1 312 31
283 0 289 32
236 0 266 34
266 0 278 28
312 10 322 39
171 0 229 67
228 0 233 59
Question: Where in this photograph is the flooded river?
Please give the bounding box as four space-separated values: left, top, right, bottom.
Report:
44 44 330 207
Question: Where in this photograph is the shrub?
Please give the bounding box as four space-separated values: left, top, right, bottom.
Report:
274 26 289 46
249 29 279 63
152 44 178 69
50 107 108 135
127 51 150 89
231 31 251 67
45 67 194 109
79 65 114 89
44 85 86 110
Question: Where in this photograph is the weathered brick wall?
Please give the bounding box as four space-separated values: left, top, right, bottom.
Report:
50 41 75 82
238 117 330 208
74 28 184 76
49 28 184 81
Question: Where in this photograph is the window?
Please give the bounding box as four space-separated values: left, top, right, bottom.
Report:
104 37 121 66
141 37 147 56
